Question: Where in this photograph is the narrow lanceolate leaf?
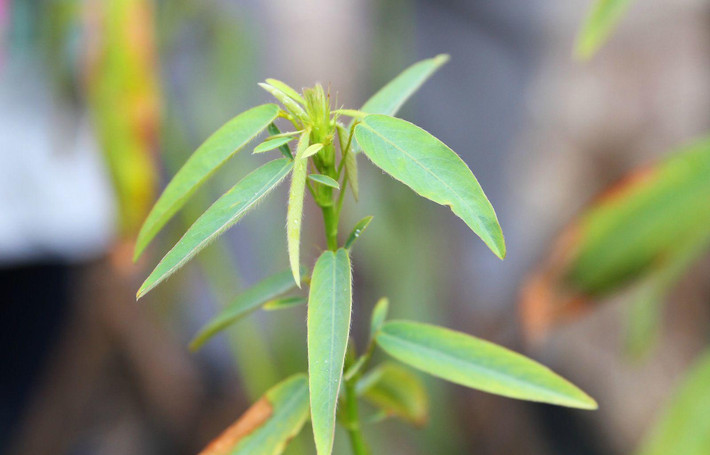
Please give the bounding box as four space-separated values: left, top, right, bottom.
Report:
199 374 309 455
308 174 340 189
190 266 306 351
575 0 636 60
260 83 308 122
138 158 293 299
134 103 280 260
360 54 449 116
355 115 505 259
286 131 311 287
262 296 307 311
307 249 352 455
376 320 597 409
344 216 373 250
369 297 389 339
266 123 296 159
265 78 305 105
636 350 710 455
356 362 428 426
302 143 324 158
253 136 295 154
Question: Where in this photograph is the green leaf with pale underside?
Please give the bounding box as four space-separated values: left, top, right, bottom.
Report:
198 374 309 455
307 249 352 455
134 103 279 260
376 320 597 409
137 158 293 299
286 131 310 287
190 266 306 351
355 115 505 259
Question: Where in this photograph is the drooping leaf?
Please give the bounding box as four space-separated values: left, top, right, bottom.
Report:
344 216 373 250
369 297 389 339
254 137 295 154
199 374 309 455
635 350 710 455
286 131 311 287
355 115 505 259
263 296 307 311
308 174 340 189
521 138 710 340
356 362 428 426
575 0 636 60
190 266 306 351
360 54 449 116
376 320 597 409
265 78 305 105
138 158 293 299
307 249 353 455
134 103 280 260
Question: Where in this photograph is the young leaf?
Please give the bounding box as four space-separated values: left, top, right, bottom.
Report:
376 320 597 409
307 249 353 455
286 131 311 287
263 296 307 311
308 174 340 189
266 123 296 159
337 124 359 200
344 216 373 250
260 83 308 122
635 350 710 455
265 78 305 105
190 266 306 351
355 115 505 259
333 109 366 119
360 54 449 116
134 103 280 260
253 136 295 154
369 297 389 339
575 0 636 60
302 143 324 158
198 374 309 455
138 158 293 299
356 362 428 426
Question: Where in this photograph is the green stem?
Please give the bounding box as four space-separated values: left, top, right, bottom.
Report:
321 204 339 251
343 379 371 455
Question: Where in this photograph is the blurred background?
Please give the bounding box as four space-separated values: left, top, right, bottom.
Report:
1 0 709 454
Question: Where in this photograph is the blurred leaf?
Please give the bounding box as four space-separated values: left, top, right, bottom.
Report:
254 137 295 154
199 374 309 455
259 83 308 122
265 78 305 105
302 143 324 159
355 115 505 259
262 296 307 311
356 362 428 426
521 138 710 340
337 124 359 200
360 54 449 116
575 0 636 60
308 174 340 189
308 249 353 455
134 103 280 259
266 123 295 159
138 158 293 299
190 266 306 351
334 109 366 119
287 131 311 287
635 350 710 455
344 216 373 250
369 297 389 339
376 320 597 409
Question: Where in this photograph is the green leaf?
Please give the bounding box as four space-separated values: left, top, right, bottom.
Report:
134 104 280 260
263 296 307 311
266 124 295 159
286 131 311 287
369 297 389 339
356 362 428 426
635 350 710 455
376 320 597 409
344 216 373 250
138 158 293 299
254 136 295 154
360 54 449 116
307 249 352 455
575 0 636 60
302 143 324 158
333 109 366 119
308 174 340 189
355 115 505 259
198 374 309 455
265 78 305 105
337 124 359 200
260 83 308 122
190 266 306 351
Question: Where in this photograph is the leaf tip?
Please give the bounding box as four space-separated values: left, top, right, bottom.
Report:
433 53 451 67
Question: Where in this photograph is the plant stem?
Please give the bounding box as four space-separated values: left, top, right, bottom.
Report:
343 379 371 455
321 204 339 251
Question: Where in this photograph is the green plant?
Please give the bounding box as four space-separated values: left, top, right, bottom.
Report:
135 55 596 455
